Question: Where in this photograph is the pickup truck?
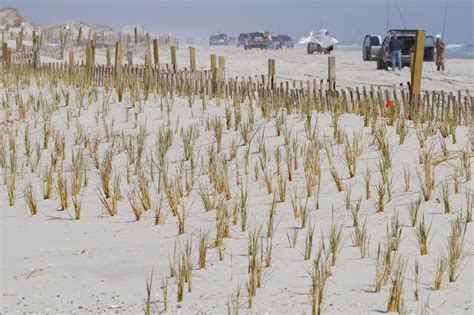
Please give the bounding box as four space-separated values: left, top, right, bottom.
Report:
362 29 435 69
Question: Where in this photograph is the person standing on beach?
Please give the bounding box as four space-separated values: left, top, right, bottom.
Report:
435 34 445 71
267 33 273 50
388 34 402 71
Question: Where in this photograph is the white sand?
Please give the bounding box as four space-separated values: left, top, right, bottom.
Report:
37 45 474 92
1 47 473 314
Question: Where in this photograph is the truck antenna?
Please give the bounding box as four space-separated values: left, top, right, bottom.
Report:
386 0 390 31
395 0 407 29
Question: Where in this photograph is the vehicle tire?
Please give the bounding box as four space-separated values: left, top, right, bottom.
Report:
245 46 248 50
307 45 312 54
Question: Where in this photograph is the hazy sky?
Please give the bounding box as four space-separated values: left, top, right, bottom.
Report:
2 0 473 44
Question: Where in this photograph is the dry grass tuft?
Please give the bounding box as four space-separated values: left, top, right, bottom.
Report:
23 183 38 215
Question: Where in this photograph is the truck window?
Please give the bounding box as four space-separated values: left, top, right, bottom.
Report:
371 37 380 46
363 36 369 47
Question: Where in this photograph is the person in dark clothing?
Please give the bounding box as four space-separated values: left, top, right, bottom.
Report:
388 34 402 71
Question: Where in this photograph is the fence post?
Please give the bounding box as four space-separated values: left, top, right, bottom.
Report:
2 42 10 69
189 47 196 71
410 30 425 107
77 26 82 46
170 45 177 71
328 56 336 90
69 51 74 75
106 48 111 66
210 54 217 93
210 53 217 73
268 58 275 89
145 52 152 92
86 45 92 77
153 39 159 66
219 56 226 79
134 27 138 45
15 35 21 51
114 41 122 79
91 39 96 66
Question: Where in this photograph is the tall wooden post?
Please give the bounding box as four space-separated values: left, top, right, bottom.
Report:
210 53 217 73
144 52 152 94
210 54 217 94
189 47 196 71
134 27 138 45
90 39 96 66
410 30 425 105
2 42 10 68
170 45 177 71
153 39 159 65
106 48 111 66
85 45 92 80
114 41 122 79
60 31 65 59
15 35 21 51
219 56 225 79
77 26 82 46
68 51 74 75
268 58 275 88
328 56 336 90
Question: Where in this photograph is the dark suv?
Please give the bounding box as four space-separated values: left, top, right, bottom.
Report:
209 33 229 46
274 35 294 49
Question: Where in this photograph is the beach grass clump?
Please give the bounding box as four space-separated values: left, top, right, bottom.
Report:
23 182 38 215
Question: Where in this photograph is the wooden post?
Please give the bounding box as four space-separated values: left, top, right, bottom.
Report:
106 48 111 66
153 39 159 65
134 27 138 45
170 45 177 71
77 26 82 45
91 39 96 66
268 58 275 88
219 56 226 79
328 56 336 90
19 26 23 49
15 35 20 51
2 42 10 68
210 54 217 73
68 51 74 74
410 30 425 104
114 41 122 79
85 45 92 81
145 52 152 90
189 47 196 71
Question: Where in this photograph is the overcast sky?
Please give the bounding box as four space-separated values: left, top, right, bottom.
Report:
2 0 473 44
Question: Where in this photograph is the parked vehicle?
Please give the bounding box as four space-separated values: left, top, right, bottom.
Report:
307 43 324 54
237 33 249 47
274 35 294 49
244 32 268 50
209 33 229 46
362 29 435 69
362 35 382 60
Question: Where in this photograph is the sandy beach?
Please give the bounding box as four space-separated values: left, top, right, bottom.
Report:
1 4 474 314
1 43 473 313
